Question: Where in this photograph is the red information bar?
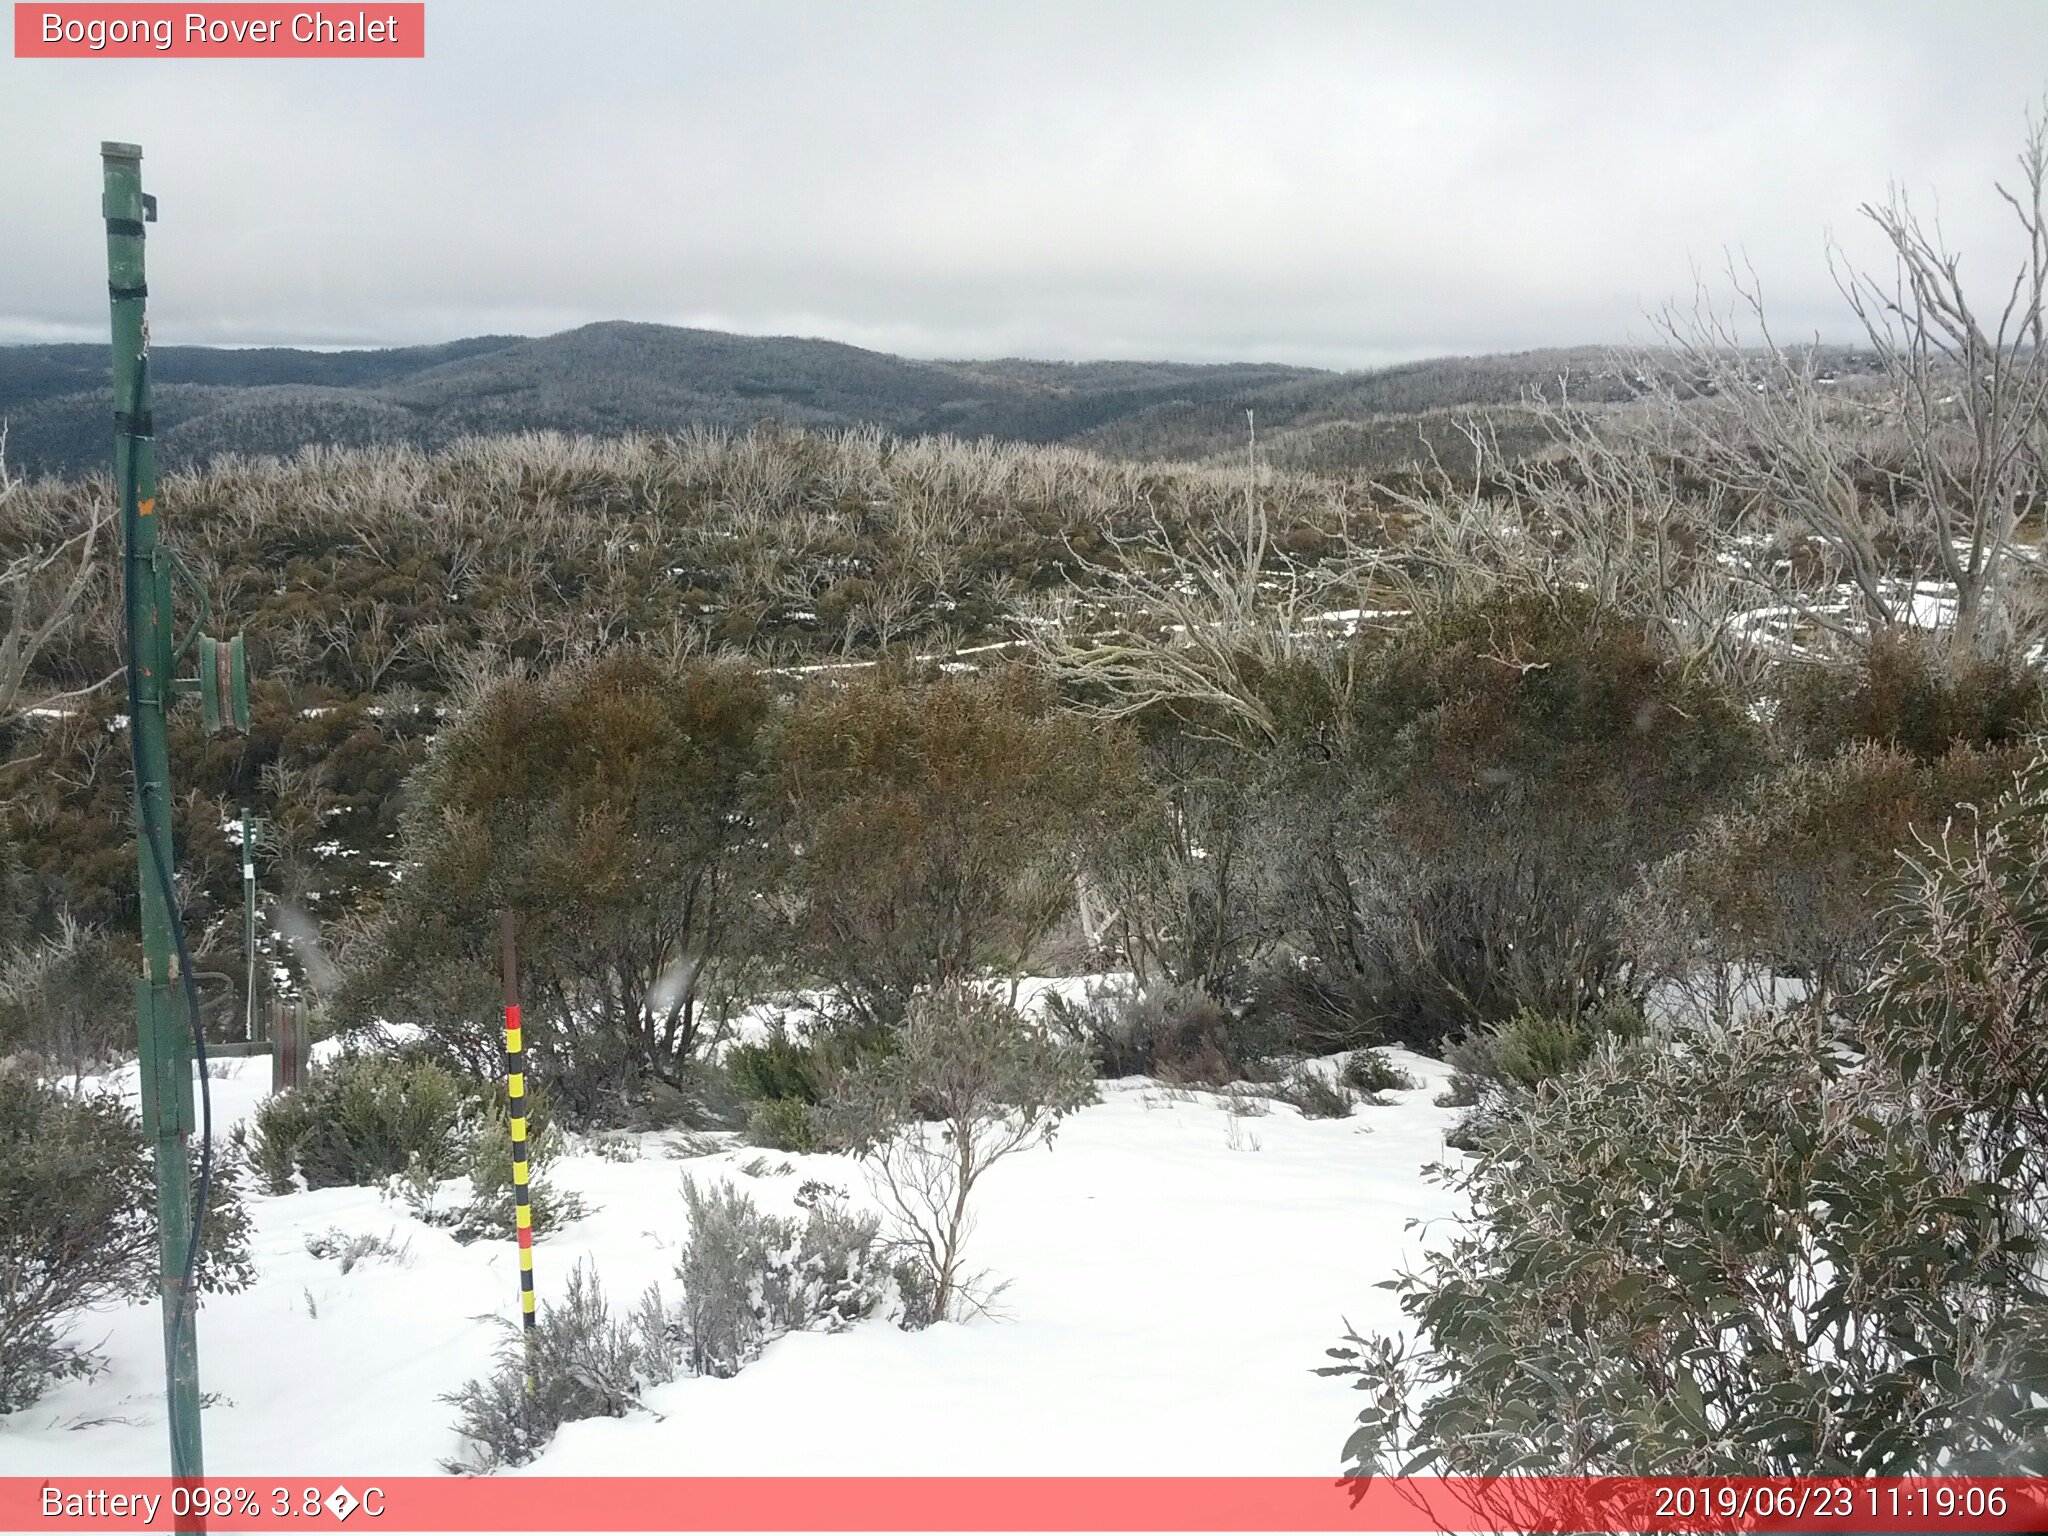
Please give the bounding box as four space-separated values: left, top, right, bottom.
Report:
6 1477 2048 1533
13 4 424 58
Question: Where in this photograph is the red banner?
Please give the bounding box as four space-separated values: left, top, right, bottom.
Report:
6 1477 2047 1533
13 4 424 58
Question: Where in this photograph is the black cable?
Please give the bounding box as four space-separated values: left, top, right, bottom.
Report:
120 349 213 1344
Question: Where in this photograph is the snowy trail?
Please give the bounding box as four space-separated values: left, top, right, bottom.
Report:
1 1051 1462 1478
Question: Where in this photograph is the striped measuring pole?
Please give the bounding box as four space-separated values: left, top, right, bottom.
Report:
499 912 536 1379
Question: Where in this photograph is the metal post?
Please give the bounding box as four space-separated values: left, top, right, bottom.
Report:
103 140 205 1495
241 807 257 1042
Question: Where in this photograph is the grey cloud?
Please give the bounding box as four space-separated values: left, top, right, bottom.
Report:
2 0 2043 364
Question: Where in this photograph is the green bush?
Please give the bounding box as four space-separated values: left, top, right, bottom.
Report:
743 1096 818 1153
247 1051 465 1193
442 1095 587 1243
771 668 1113 1027
1443 1001 1644 1109
726 1029 827 1106
1326 758 2048 1478
1780 630 2046 761
0 1069 253 1412
1279 588 1759 1054
1340 1048 1414 1096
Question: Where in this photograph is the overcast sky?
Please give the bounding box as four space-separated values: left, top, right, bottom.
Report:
3 1 2045 367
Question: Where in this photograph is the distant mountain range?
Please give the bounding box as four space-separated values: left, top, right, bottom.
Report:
0 320 1648 478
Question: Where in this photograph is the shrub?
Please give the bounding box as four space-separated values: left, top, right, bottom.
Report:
1639 742 2018 1006
1325 759 2048 1478
0 917 131 1082
1441 1001 1644 1108
1278 588 1759 1052
1340 1049 1413 1096
0 1069 253 1412
1780 630 2046 762
340 652 771 1126
443 1261 656 1472
1046 977 1255 1085
770 668 1113 1027
303 1227 413 1272
725 1027 828 1106
825 985 1092 1319
441 1096 588 1244
743 1097 818 1153
1275 1066 1353 1120
673 1175 885 1378
247 1051 465 1194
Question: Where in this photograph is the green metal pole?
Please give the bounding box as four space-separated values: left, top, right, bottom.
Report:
242 808 257 1041
103 140 206 1492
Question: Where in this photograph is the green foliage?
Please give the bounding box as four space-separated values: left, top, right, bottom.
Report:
341 651 770 1125
724 1031 823 1106
1641 741 2019 1001
0 1068 253 1412
1328 760 2048 1477
772 668 1113 1025
1283 588 1759 1051
1780 631 2046 761
247 1051 465 1193
1339 1048 1413 1096
743 1097 818 1154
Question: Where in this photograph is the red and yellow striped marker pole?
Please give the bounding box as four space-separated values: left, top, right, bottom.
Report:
499 912 537 1385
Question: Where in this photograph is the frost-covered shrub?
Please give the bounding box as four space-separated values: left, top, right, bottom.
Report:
0 917 131 1082
0 1069 253 1412
247 1051 464 1193
1327 759 2048 1477
442 1262 652 1472
672 1175 884 1377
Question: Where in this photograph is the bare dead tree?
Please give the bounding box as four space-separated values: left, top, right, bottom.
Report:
0 429 118 726
1647 105 2048 658
1020 429 1380 746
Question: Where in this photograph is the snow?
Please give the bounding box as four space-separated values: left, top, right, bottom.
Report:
0 1040 1464 1480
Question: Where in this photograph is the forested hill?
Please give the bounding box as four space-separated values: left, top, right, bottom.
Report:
0 320 1642 477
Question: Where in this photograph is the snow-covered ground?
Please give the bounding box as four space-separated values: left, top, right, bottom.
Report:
0 1043 1463 1479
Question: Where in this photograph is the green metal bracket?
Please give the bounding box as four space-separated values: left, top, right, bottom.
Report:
197 633 250 735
